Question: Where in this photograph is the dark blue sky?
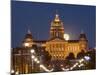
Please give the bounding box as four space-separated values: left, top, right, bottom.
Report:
11 1 96 48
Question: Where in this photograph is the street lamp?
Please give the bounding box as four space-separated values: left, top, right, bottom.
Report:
15 71 19 75
31 55 35 59
30 49 35 54
37 60 40 64
11 69 14 73
79 58 84 63
78 63 84 68
11 69 14 75
34 58 38 62
84 56 90 61
24 43 29 47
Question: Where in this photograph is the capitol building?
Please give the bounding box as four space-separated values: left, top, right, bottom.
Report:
11 13 88 74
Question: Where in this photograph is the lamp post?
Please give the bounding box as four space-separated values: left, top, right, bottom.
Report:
31 55 35 70
30 49 35 72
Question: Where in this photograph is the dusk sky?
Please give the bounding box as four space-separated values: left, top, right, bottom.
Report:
11 1 96 48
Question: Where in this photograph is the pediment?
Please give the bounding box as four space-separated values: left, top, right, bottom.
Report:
49 38 66 42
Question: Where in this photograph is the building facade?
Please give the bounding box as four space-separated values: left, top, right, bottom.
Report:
11 13 88 74
46 14 88 60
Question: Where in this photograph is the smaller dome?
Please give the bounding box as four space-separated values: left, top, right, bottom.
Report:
79 33 87 41
25 34 33 39
24 29 33 39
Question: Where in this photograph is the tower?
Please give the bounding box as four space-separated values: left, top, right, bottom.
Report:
79 31 88 51
22 29 35 48
46 13 67 61
50 13 64 39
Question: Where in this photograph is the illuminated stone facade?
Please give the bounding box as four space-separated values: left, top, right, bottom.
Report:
11 13 88 74
21 13 88 60
45 14 88 60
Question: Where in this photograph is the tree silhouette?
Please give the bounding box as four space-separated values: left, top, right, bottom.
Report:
85 49 96 69
42 50 51 63
77 50 85 59
66 52 75 60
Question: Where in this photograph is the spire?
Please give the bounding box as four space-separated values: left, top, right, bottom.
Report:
24 29 33 39
54 10 60 22
27 29 31 34
54 14 60 22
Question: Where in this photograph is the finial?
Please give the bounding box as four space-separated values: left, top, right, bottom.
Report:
55 14 59 19
28 29 31 34
26 24 31 34
54 10 60 22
